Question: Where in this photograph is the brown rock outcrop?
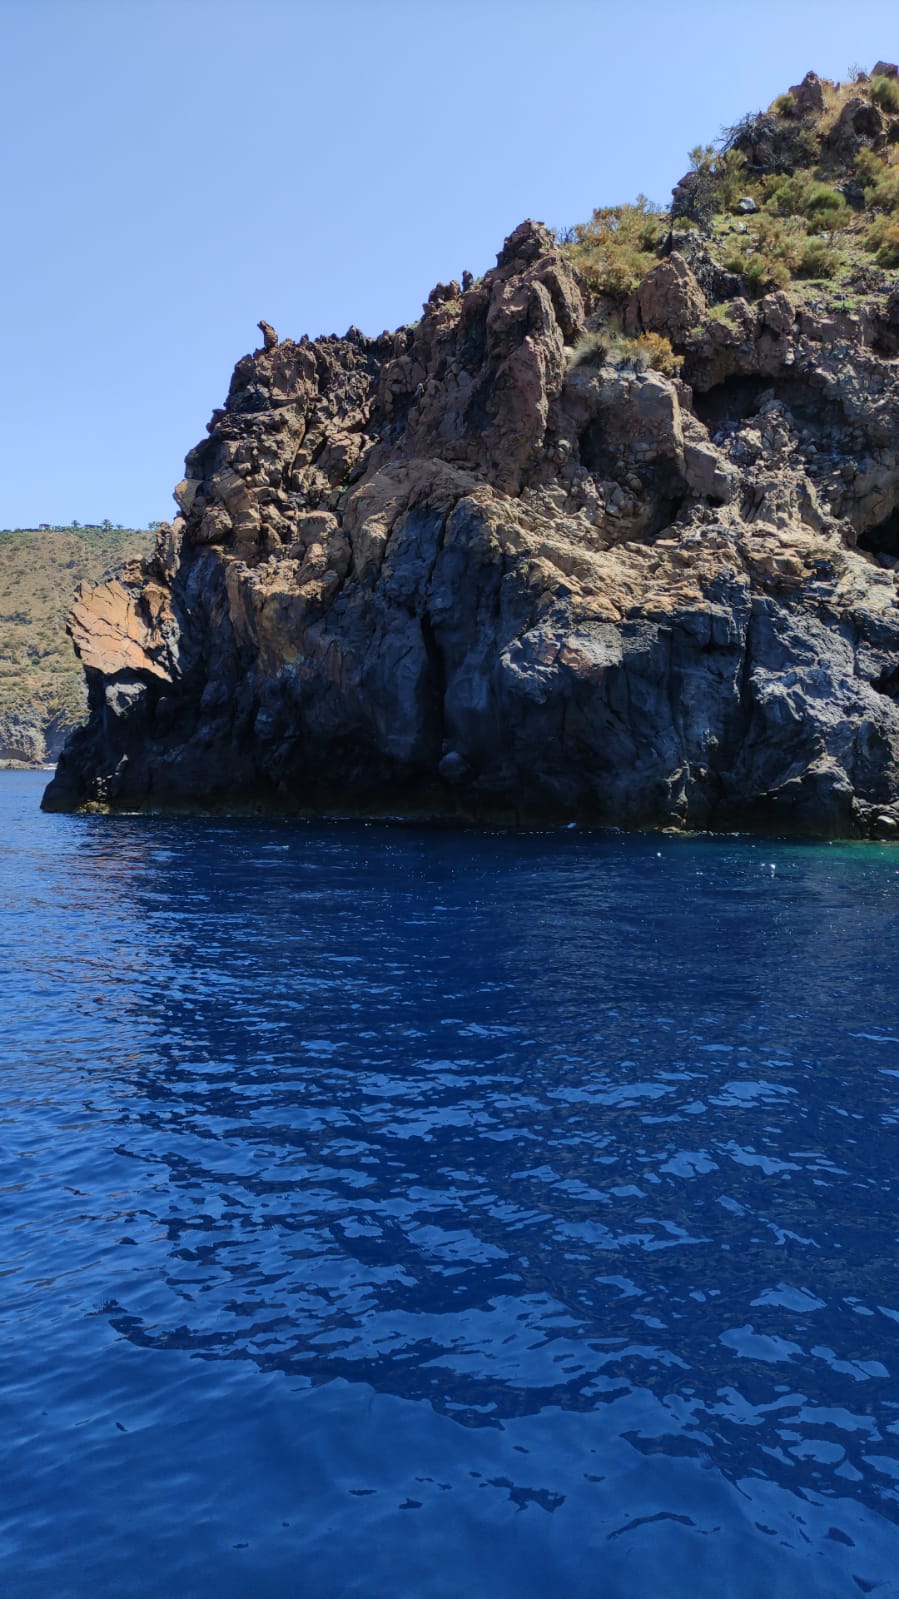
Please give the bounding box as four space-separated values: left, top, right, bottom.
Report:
634 253 707 342
789 72 827 116
828 95 886 153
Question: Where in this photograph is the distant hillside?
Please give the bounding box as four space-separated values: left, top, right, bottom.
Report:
0 524 155 765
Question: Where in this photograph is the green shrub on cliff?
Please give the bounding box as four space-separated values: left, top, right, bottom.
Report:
794 237 843 278
570 197 667 297
617 332 682 376
568 329 681 376
763 172 849 232
868 216 899 266
721 209 845 293
568 331 608 368
868 73 899 113
856 148 899 213
722 218 796 293
677 145 752 225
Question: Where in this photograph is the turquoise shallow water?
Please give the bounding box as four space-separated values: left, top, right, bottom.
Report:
3 770 899 1596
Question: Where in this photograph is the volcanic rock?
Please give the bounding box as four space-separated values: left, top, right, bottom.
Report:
43 86 899 838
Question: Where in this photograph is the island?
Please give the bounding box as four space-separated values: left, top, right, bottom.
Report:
44 65 899 836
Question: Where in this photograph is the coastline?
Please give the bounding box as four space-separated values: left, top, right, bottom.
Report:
33 774 899 843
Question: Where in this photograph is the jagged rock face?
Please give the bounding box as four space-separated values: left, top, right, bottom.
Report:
43 218 899 836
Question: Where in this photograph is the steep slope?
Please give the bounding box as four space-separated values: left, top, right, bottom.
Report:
1 526 153 764
43 65 899 836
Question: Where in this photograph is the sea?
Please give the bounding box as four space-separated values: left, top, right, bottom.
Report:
3 768 899 1598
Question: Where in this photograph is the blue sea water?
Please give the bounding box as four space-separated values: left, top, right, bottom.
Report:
4 772 899 1597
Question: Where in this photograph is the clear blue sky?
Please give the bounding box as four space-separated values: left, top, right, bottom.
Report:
2 0 896 528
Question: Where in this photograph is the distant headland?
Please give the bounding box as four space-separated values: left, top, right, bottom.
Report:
0 524 153 766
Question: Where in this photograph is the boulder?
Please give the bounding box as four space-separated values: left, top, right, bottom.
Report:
829 96 886 152
635 253 707 342
788 71 828 115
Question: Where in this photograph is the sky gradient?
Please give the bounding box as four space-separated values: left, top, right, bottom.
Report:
3 0 898 528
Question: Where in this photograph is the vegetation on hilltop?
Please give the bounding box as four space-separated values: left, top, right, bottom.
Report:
564 62 899 361
0 524 155 763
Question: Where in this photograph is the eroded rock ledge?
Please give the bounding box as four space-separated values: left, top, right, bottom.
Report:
43 216 899 836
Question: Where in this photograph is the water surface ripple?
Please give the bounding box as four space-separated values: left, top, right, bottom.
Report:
3 772 899 1596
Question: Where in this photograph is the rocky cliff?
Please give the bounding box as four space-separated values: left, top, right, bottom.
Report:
43 68 899 835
